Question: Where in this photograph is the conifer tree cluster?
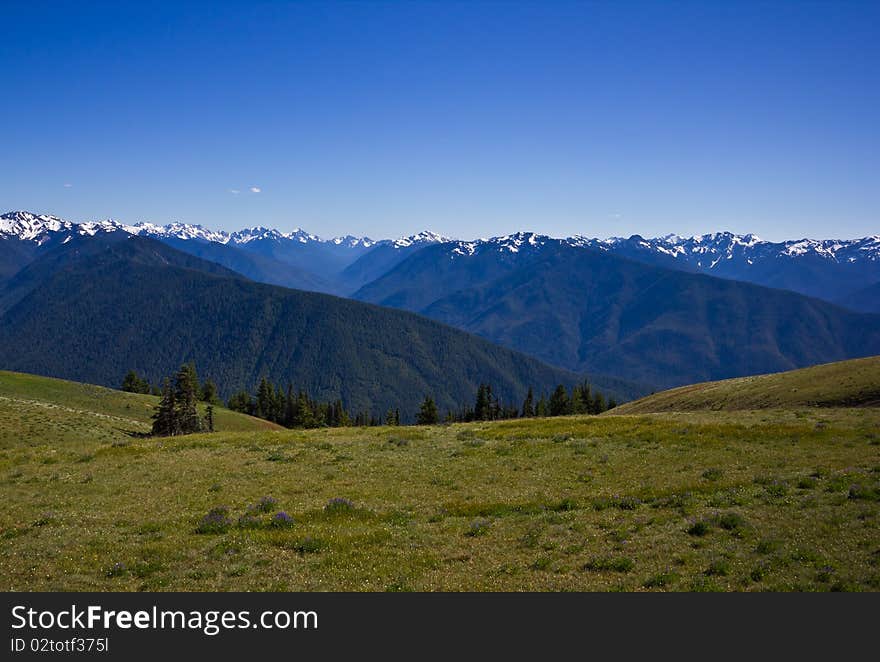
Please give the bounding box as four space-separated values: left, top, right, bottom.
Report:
441 381 615 424
138 366 617 435
151 363 212 436
226 377 371 428
121 370 154 395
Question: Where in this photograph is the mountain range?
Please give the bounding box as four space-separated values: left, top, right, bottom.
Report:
2 210 879 395
0 232 615 419
4 210 879 306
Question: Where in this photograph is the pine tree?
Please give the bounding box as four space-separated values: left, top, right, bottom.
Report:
122 370 150 394
416 395 439 425
205 404 215 432
255 378 272 420
474 384 490 421
201 379 219 404
591 391 606 414
174 363 202 434
283 384 295 427
535 394 548 417
579 382 593 414
227 391 252 414
151 378 177 436
522 387 535 417
549 384 571 417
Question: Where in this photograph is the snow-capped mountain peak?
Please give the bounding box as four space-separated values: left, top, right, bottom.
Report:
0 211 73 243
133 222 230 244
391 230 452 248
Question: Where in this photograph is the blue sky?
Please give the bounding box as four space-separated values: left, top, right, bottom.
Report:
1 1 877 241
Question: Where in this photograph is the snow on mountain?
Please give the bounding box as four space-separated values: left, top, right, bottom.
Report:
3 210 878 268
331 235 376 248
390 230 452 248
0 211 76 243
0 212 373 249
571 231 880 268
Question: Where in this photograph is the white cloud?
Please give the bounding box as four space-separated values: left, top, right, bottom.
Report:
228 189 240 195
63 183 73 188
249 186 261 193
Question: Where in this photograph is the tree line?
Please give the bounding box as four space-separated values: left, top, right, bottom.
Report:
123 367 616 437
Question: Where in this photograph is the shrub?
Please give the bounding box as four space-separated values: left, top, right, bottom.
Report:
848 484 880 501
255 496 278 513
750 563 769 582
271 512 295 528
755 539 780 555
643 571 678 588
465 518 491 537
237 513 261 529
33 512 56 527
196 506 232 534
593 495 641 511
324 497 356 514
105 562 127 578
715 511 748 533
705 559 730 576
294 536 324 555
582 557 634 573
553 498 578 512
702 468 723 481
687 520 710 536
764 481 788 498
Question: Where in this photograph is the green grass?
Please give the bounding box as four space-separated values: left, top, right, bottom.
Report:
612 356 880 414
1 373 878 590
0 370 281 448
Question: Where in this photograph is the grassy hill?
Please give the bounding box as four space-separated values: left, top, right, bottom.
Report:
0 370 280 446
1 389 877 591
611 356 880 415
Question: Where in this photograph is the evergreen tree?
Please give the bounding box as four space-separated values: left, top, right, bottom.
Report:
227 390 252 414
205 404 215 433
255 378 272 420
173 363 202 434
201 379 220 404
121 370 151 394
549 384 571 416
535 394 548 417
474 384 490 421
571 384 585 414
579 382 593 413
416 395 439 425
283 384 296 427
591 391 606 415
522 386 535 417
151 378 177 436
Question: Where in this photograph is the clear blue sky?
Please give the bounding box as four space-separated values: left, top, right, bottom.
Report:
1 1 877 240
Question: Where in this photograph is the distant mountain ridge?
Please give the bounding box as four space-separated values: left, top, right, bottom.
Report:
3 208 879 307
0 234 634 419
353 239 880 389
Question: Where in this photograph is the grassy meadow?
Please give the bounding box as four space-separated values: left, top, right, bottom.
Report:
1 366 878 591
614 356 880 414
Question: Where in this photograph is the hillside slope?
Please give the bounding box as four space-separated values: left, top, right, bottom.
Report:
0 370 280 446
0 236 609 419
610 356 880 414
